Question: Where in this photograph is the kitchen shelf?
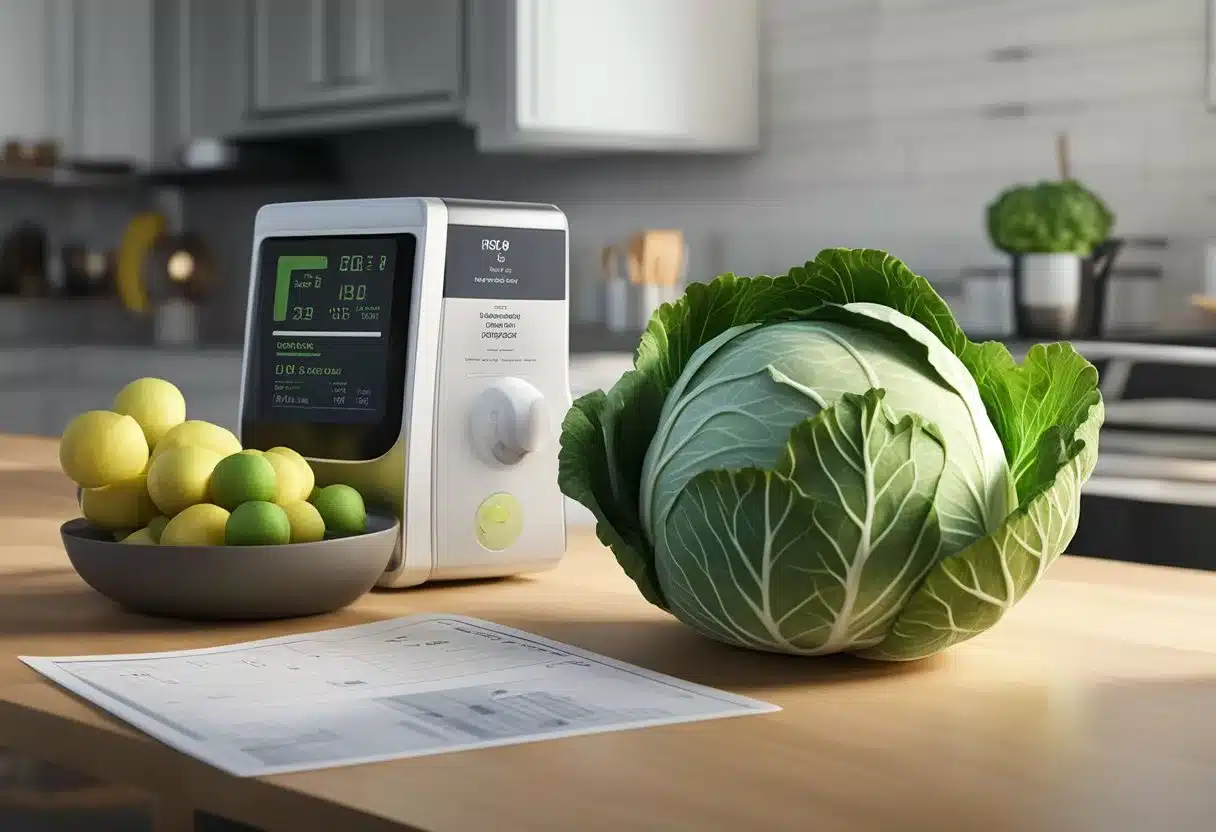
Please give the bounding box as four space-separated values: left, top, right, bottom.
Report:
0 138 342 192
0 164 137 190
960 265 1163 281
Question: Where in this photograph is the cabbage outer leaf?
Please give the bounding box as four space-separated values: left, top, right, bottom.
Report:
659 390 946 654
557 248 1104 660
858 343 1103 660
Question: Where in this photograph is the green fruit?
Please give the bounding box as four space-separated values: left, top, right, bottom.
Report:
160 503 229 546
121 528 158 545
311 484 366 537
146 515 169 542
208 453 278 510
281 500 326 543
146 445 222 516
226 501 292 546
59 410 149 489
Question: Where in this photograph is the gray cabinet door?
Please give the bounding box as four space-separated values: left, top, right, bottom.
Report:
186 0 250 139
0 0 154 166
153 0 249 164
0 0 55 145
250 0 327 113
378 0 463 102
250 0 460 115
70 0 155 166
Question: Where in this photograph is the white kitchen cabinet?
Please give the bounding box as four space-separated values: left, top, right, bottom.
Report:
464 0 760 153
245 0 463 130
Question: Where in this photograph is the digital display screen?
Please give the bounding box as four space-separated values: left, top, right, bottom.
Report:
261 237 396 423
242 234 415 461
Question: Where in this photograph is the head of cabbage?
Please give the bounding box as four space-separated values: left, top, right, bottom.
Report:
559 249 1103 660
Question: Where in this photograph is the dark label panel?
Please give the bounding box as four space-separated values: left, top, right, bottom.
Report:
442 225 566 301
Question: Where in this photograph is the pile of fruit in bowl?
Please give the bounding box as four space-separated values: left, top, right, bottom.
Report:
54 378 398 621
60 378 368 546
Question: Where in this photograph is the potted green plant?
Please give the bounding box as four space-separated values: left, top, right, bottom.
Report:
986 179 1116 338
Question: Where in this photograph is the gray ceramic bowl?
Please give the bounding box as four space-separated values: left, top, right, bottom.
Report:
60 513 399 621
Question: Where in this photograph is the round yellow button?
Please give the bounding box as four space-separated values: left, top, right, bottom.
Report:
475 492 523 551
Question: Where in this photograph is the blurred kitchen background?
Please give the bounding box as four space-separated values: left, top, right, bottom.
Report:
3 0 1216 577
2 2 1216 826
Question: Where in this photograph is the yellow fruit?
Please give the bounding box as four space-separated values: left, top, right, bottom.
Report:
113 378 187 448
151 420 241 461
116 212 166 314
80 475 158 530
160 503 229 546
121 528 158 545
59 410 149 489
146 445 222 516
281 500 325 543
266 446 307 465
263 450 314 504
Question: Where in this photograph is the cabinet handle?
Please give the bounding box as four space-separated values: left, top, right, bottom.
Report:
307 0 328 86
330 0 381 86
350 0 380 84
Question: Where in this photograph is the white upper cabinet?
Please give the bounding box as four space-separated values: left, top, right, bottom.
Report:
464 0 760 152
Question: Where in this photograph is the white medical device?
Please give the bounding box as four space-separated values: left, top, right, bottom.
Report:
237 198 570 588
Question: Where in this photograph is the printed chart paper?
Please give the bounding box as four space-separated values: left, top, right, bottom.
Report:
21 615 779 777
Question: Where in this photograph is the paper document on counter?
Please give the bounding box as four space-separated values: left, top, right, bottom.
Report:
21 614 779 777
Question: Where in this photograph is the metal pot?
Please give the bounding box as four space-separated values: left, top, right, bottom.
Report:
1011 238 1123 339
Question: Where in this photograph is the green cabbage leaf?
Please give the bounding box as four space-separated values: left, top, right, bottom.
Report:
558 249 1103 660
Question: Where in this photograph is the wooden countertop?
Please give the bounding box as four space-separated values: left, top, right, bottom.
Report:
1 436 1215 831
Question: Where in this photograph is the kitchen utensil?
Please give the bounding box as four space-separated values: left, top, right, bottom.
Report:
1191 295 1216 316
601 244 631 332
60 515 398 620
146 231 216 304
0 223 48 297
1011 238 1123 339
59 244 115 297
116 212 168 314
144 232 217 346
625 229 686 330
238 198 570 589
